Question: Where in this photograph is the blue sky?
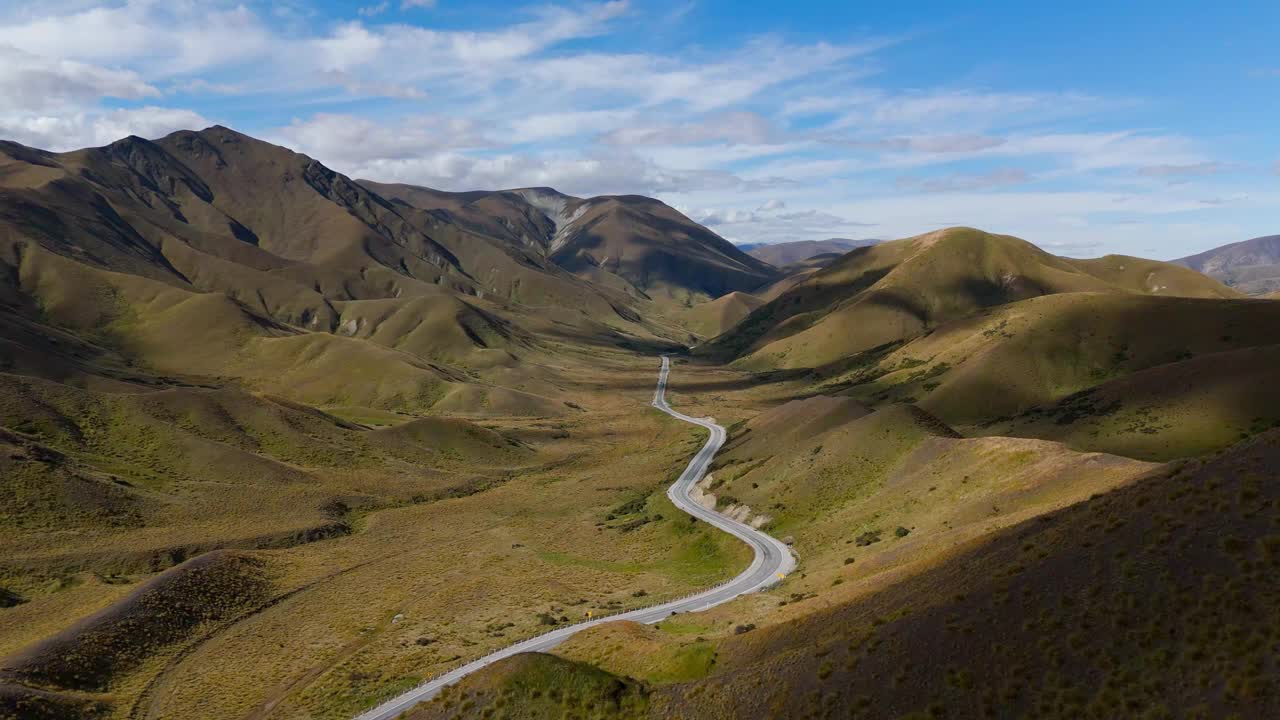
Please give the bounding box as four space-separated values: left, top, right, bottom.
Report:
0 0 1277 258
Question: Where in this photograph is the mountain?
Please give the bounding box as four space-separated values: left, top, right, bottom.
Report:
738 238 875 267
1173 234 1280 295
362 181 779 303
0 127 705 415
706 227 1240 369
4 124 1276 720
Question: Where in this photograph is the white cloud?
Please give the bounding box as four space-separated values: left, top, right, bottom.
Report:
508 110 637 143
0 44 158 112
0 106 211 150
274 113 489 165
1137 161 1229 177
0 2 274 76
897 167 1032 193
863 134 1006 153
318 70 426 99
0 1 1264 256
601 112 779 146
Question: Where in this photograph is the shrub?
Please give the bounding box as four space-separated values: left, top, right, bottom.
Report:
855 530 882 547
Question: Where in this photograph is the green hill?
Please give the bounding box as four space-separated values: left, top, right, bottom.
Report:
707 227 1239 369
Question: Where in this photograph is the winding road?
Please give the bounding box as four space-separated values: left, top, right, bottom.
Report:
354 355 795 720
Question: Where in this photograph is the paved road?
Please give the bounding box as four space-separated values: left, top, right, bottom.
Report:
354 355 795 720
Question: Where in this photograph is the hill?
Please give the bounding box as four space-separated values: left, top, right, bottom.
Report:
363 182 778 304
706 227 1240 369
1174 234 1280 295
419 426 1280 720
0 127 700 419
682 291 764 338
808 292 1280 459
739 238 874 267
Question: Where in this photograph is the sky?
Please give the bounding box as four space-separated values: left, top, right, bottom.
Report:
0 0 1277 258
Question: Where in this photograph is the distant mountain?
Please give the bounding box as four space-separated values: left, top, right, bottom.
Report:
363 182 778 303
1172 234 1280 295
737 238 876 267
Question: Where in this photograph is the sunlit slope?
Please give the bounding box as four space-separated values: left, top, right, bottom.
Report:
812 292 1280 459
641 428 1280 719
681 291 765 338
708 227 1239 369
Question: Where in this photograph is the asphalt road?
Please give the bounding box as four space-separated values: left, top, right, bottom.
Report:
354 355 795 720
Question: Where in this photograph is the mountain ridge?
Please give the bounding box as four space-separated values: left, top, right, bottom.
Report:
1173 233 1280 295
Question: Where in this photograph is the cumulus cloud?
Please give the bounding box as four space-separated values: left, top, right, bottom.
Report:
0 2 273 75
0 1 1260 253
0 44 158 111
0 106 211 151
274 113 489 165
509 110 637 143
602 112 779 146
681 205 875 245
347 151 787 196
317 70 426 99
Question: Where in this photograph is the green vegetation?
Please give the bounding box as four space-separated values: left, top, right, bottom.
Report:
407 654 649 720
2 127 1275 720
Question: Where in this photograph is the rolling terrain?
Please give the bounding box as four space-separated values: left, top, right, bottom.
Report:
401 400 1280 720
706 227 1240 369
1 125 1277 720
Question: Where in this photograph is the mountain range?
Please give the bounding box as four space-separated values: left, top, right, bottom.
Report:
1 127 1277 720
737 238 877 267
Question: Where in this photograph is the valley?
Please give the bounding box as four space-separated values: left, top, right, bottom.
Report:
0 127 1276 720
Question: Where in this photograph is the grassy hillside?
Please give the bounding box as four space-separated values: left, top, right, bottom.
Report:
0 128 691 426
708 227 1239 369
0 372 538 590
650 427 1280 719
806 293 1280 459
406 653 650 720
681 291 764 338
427 426 1280 720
